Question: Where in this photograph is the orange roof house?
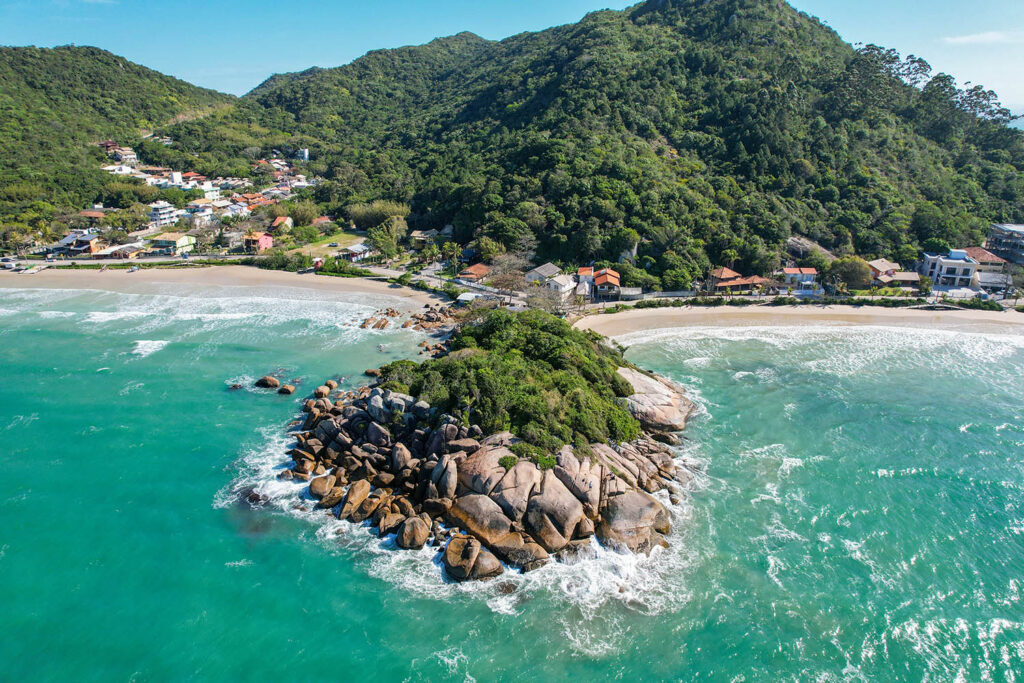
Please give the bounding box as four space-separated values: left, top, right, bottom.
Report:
594 268 621 288
458 263 491 282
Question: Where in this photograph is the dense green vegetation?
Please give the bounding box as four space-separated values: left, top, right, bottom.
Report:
161 0 1022 287
0 46 234 248
378 309 640 451
3 0 1021 278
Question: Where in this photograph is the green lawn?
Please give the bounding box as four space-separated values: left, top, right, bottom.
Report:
285 231 362 257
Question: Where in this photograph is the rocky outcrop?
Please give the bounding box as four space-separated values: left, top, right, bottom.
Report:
616 367 694 437
255 375 280 389
596 490 671 553
267 369 694 581
443 536 504 581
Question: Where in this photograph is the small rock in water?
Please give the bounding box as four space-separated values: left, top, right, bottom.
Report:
278 385 296 395
255 376 280 389
229 383 243 391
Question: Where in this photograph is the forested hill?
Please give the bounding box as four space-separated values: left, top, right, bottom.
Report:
163 0 1022 285
0 46 233 230
4 0 1023 283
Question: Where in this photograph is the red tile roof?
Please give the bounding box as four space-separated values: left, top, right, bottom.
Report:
783 267 817 275
271 216 291 227
578 267 594 277
595 270 620 287
710 266 741 280
716 275 771 288
963 246 1005 264
458 263 491 281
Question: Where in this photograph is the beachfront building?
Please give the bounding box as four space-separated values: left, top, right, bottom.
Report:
918 249 979 288
525 262 561 284
148 201 183 229
458 263 491 282
339 243 376 262
94 242 146 260
709 266 771 293
52 229 100 256
977 271 1013 296
986 224 1024 264
594 268 621 300
962 246 1006 273
867 259 900 283
779 267 820 294
243 232 274 253
149 233 196 256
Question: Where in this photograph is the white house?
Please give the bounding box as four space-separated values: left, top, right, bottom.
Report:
918 249 979 288
779 267 822 294
546 274 577 297
339 243 376 262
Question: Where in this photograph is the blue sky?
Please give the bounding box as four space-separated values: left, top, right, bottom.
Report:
1 0 1021 115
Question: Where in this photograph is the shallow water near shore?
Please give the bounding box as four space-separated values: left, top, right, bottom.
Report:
2 286 1023 680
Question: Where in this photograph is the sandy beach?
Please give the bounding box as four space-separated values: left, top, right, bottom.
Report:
575 303 1024 338
0 265 444 310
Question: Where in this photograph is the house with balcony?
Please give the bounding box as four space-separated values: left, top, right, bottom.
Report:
918 249 979 289
149 233 196 256
594 268 621 300
779 267 821 294
148 201 183 229
243 232 274 253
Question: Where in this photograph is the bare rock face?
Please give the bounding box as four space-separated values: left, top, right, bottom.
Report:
616 367 693 433
396 517 430 549
523 470 586 552
445 494 512 546
337 480 371 520
596 490 670 554
443 536 504 581
430 455 458 499
309 475 336 500
487 531 550 569
554 446 601 519
490 461 542 522
457 446 513 496
316 486 346 509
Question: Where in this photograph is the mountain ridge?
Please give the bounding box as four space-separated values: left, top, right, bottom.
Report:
1 1 1021 280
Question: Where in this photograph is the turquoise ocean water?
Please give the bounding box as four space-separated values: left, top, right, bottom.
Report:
1 284 1023 681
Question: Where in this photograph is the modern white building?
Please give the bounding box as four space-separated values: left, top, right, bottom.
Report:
918 249 979 288
148 201 183 229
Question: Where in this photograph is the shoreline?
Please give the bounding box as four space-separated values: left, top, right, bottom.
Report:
575 304 1024 338
0 265 444 309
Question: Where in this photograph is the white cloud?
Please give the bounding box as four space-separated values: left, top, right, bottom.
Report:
943 30 1024 45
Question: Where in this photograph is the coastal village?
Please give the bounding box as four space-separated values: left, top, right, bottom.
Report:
1 138 1022 312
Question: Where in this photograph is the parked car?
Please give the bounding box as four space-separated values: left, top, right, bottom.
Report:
0 256 15 263
328 242 339 247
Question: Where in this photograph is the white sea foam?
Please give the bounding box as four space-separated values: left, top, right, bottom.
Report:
217 423 707 632
131 340 169 357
